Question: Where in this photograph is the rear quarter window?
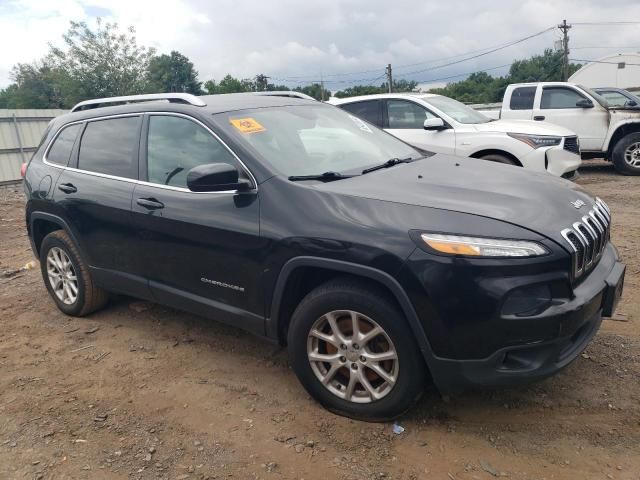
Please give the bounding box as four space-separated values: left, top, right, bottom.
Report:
46 124 82 166
509 87 536 110
78 116 140 179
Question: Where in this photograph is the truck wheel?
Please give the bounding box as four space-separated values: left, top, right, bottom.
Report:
612 132 640 175
480 153 517 166
287 278 426 421
39 230 108 316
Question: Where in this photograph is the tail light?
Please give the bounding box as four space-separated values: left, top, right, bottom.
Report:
20 163 27 178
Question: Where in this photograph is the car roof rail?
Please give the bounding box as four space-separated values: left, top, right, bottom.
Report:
70 93 207 113
252 91 316 101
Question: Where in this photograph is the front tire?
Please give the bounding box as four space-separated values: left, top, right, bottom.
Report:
287 279 426 421
612 132 640 175
39 230 108 316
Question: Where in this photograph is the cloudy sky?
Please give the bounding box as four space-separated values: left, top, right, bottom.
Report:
1 0 639 90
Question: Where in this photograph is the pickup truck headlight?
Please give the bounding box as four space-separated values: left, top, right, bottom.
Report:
421 233 549 257
507 133 562 149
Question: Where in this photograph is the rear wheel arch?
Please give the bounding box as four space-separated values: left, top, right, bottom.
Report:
267 257 437 366
30 213 84 260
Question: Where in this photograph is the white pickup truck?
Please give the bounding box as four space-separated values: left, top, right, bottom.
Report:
483 82 640 175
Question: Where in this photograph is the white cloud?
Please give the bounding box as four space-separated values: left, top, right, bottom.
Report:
2 0 640 89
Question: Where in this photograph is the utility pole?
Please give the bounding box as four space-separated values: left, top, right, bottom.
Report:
320 73 325 101
386 64 393 93
558 19 572 81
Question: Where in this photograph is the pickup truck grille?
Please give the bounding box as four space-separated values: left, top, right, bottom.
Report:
561 198 611 279
563 136 580 155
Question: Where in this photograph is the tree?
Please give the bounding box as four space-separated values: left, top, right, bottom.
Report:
148 51 201 94
48 19 156 100
0 62 76 108
294 83 331 101
429 50 581 104
203 74 254 94
334 84 385 98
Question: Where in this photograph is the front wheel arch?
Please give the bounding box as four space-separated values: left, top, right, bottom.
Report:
470 149 522 166
267 257 438 372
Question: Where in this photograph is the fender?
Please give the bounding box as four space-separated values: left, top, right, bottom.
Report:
604 118 640 151
266 256 442 375
28 211 87 263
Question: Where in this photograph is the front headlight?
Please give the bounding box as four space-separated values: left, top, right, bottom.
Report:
420 233 549 257
508 133 562 149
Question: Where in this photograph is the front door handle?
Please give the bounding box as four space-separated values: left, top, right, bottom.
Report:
58 183 77 194
533 115 545 121
136 197 165 210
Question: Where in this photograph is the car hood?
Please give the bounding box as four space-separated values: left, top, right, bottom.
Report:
316 154 597 246
473 119 576 136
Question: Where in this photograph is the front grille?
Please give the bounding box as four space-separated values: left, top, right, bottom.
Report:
561 197 611 279
563 136 580 155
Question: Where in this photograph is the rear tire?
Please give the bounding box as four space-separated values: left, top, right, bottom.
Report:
612 132 640 175
287 278 426 421
39 230 108 316
480 153 518 166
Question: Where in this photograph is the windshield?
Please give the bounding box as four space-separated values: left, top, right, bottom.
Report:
578 85 610 108
426 95 491 124
216 104 422 177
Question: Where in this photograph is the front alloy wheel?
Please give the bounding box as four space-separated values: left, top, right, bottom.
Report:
288 279 426 421
307 310 399 403
623 141 640 169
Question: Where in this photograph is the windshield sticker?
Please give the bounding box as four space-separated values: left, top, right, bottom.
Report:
348 114 373 133
230 118 266 134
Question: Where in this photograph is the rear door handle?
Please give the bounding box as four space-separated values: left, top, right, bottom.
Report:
533 115 545 121
58 183 77 194
136 197 165 210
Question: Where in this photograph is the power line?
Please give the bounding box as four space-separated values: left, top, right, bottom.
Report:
271 26 554 82
572 46 640 50
409 63 513 85
572 21 640 25
387 26 555 78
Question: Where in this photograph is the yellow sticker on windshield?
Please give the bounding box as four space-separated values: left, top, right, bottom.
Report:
230 117 266 134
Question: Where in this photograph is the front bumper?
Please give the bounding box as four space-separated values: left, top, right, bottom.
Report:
404 243 624 394
545 144 582 177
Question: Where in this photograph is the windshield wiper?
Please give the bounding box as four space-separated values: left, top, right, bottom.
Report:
361 157 413 174
288 171 356 182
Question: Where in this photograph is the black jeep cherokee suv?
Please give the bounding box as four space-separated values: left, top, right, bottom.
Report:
24 92 625 420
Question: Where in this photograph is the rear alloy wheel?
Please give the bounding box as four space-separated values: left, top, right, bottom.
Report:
288 279 426 421
612 132 640 175
40 230 108 316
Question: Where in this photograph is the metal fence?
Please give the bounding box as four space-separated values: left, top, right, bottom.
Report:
0 109 66 184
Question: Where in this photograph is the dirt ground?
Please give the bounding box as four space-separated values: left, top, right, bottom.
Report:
1 162 639 480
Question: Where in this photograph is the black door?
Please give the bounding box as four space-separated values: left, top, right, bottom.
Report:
52 114 150 298
130 113 264 334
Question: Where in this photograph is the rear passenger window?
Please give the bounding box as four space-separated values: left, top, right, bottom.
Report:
46 124 82 166
340 101 381 127
509 87 536 110
146 115 239 188
78 116 140 179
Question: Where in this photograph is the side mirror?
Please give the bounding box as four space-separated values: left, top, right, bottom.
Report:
186 163 251 192
423 117 446 130
625 100 638 107
576 99 594 108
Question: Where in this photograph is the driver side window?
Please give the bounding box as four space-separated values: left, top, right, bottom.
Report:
541 87 587 109
146 115 238 188
386 100 436 129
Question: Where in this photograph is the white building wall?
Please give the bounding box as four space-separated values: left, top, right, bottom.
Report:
569 53 640 89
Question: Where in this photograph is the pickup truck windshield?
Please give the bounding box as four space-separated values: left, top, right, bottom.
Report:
427 95 491 124
578 85 610 108
216 104 422 177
